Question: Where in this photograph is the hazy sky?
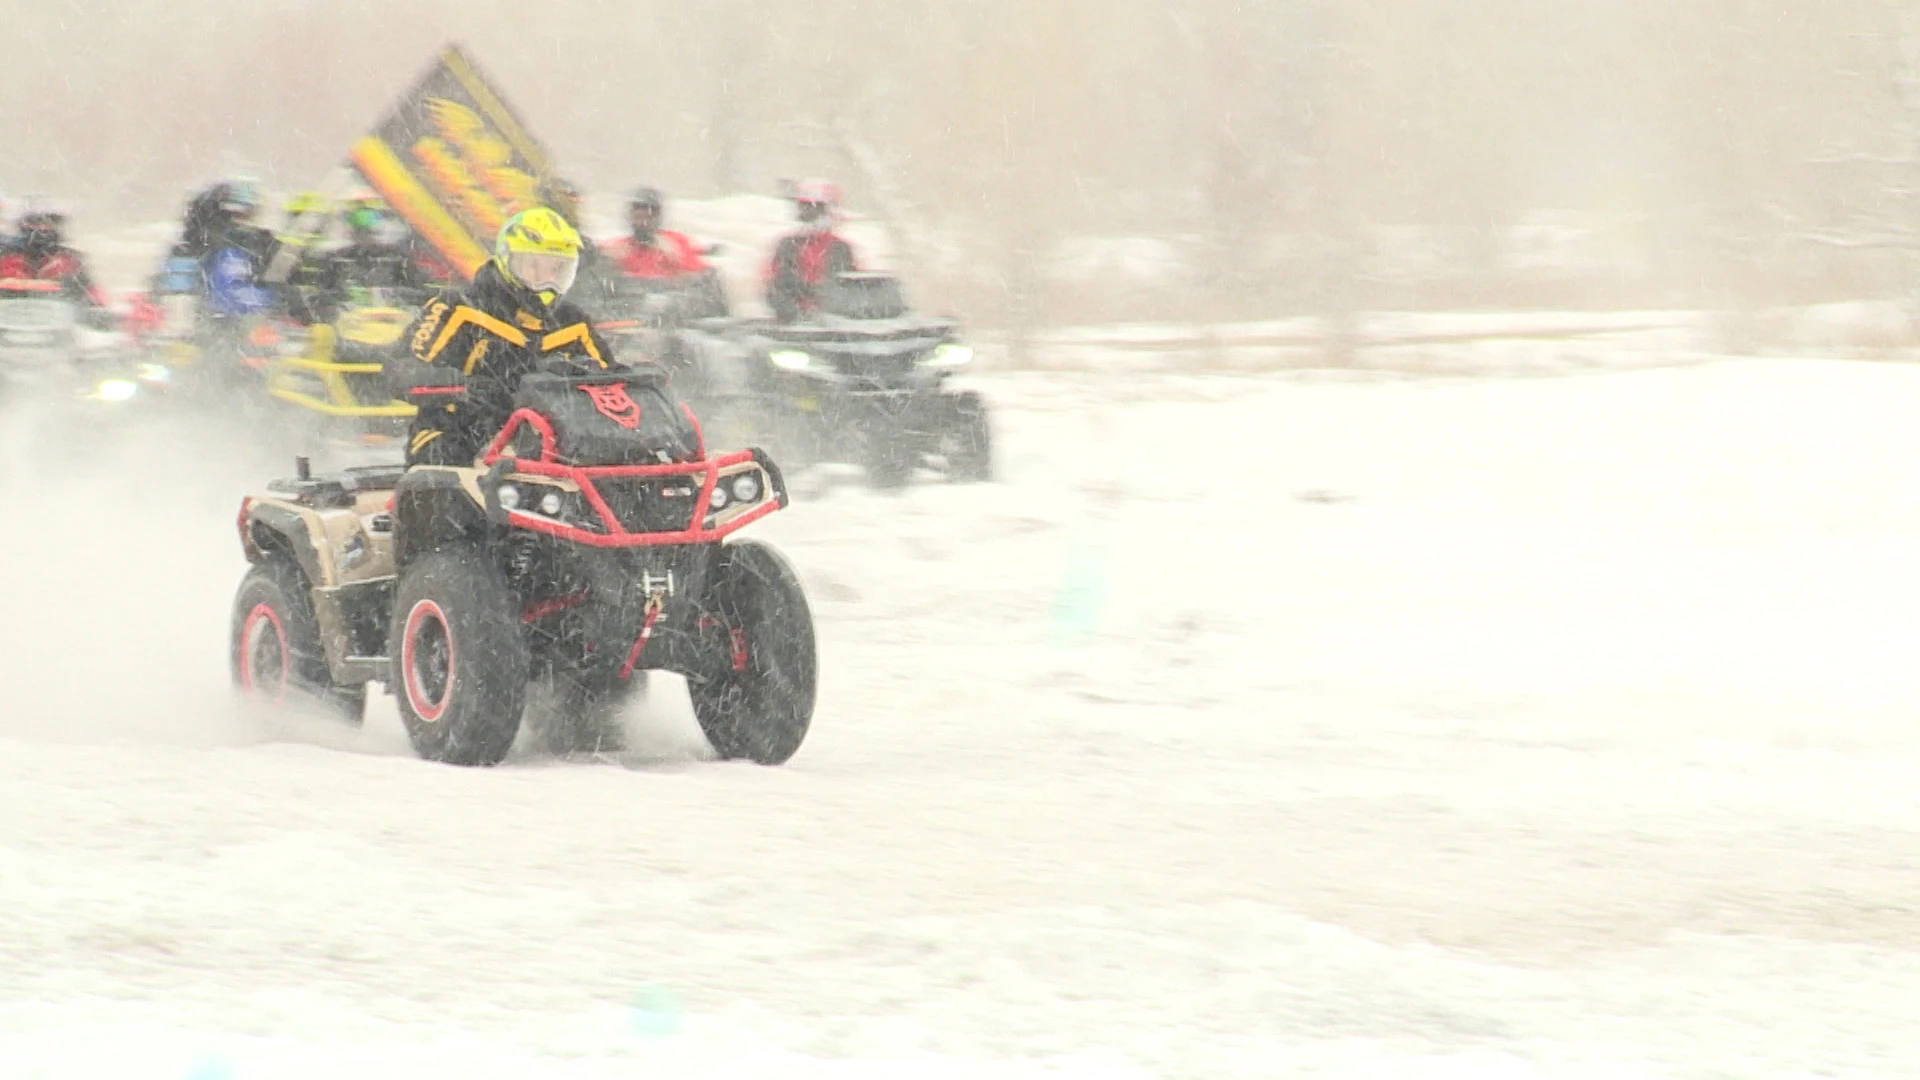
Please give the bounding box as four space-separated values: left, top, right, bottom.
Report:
5 0 1913 312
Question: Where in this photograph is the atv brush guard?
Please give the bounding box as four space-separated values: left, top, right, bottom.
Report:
477 405 789 548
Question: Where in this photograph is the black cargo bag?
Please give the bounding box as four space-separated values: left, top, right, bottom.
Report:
509 370 701 466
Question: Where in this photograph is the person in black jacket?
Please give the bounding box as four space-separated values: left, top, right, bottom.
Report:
403 207 617 466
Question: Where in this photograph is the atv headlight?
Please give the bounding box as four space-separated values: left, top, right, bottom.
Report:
497 483 523 511
137 362 171 384
769 349 812 372
538 490 563 516
96 378 138 402
729 472 762 504
708 484 730 511
924 343 974 367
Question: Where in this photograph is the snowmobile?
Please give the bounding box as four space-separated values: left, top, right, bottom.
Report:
262 300 419 448
0 278 176 421
0 278 118 389
0 278 79 369
230 364 816 767
737 273 991 489
134 245 288 395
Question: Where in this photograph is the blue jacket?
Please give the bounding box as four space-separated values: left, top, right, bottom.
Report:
204 244 275 316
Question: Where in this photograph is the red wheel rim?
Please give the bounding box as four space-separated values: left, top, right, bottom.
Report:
238 603 289 701
401 599 455 722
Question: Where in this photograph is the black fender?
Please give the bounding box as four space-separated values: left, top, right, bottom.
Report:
392 469 489 571
247 503 326 589
747 447 790 509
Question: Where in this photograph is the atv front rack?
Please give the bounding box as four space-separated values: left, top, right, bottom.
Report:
479 407 787 548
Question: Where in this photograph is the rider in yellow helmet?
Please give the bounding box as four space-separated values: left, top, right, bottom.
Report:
401 206 619 466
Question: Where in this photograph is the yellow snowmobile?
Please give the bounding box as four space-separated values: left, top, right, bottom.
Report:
264 304 416 446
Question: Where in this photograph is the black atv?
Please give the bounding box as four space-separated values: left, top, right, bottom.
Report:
743 273 992 489
230 366 817 767
588 271 740 400
588 271 992 491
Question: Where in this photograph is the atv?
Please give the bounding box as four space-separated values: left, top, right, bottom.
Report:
590 271 741 397
587 271 993 490
229 365 816 767
741 272 992 489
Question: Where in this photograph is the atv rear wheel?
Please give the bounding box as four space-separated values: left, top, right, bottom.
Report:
940 390 993 483
390 549 529 767
230 558 366 723
689 539 817 764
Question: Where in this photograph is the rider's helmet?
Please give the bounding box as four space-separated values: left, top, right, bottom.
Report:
278 191 330 243
219 178 264 224
790 178 841 233
344 203 389 242
282 191 329 218
628 185 664 241
332 189 382 239
493 206 583 306
535 176 585 229
17 209 64 254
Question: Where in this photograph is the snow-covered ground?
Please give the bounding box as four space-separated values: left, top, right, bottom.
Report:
4 355 1920 1077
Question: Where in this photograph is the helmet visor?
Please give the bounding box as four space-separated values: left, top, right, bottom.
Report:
508 251 578 296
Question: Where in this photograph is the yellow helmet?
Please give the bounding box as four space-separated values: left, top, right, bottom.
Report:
283 191 330 216
493 206 583 303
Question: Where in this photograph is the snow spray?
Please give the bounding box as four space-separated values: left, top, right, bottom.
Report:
1051 530 1110 649
1053 420 1123 649
185 1058 235 1080
628 984 683 1036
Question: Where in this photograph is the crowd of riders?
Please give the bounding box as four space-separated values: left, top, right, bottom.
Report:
4 172 862 431
156 179 447 325
3 171 860 331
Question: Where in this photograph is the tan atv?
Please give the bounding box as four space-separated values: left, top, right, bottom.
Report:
230 366 816 767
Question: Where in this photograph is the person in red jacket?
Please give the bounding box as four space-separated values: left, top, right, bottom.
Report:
600 187 708 281
764 178 857 322
0 207 107 308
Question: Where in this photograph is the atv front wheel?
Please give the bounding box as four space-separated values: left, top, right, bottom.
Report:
390 549 529 767
689 539 817 764
230 558 366 723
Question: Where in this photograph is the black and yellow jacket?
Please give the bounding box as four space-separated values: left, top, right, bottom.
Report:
404 260 618 465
